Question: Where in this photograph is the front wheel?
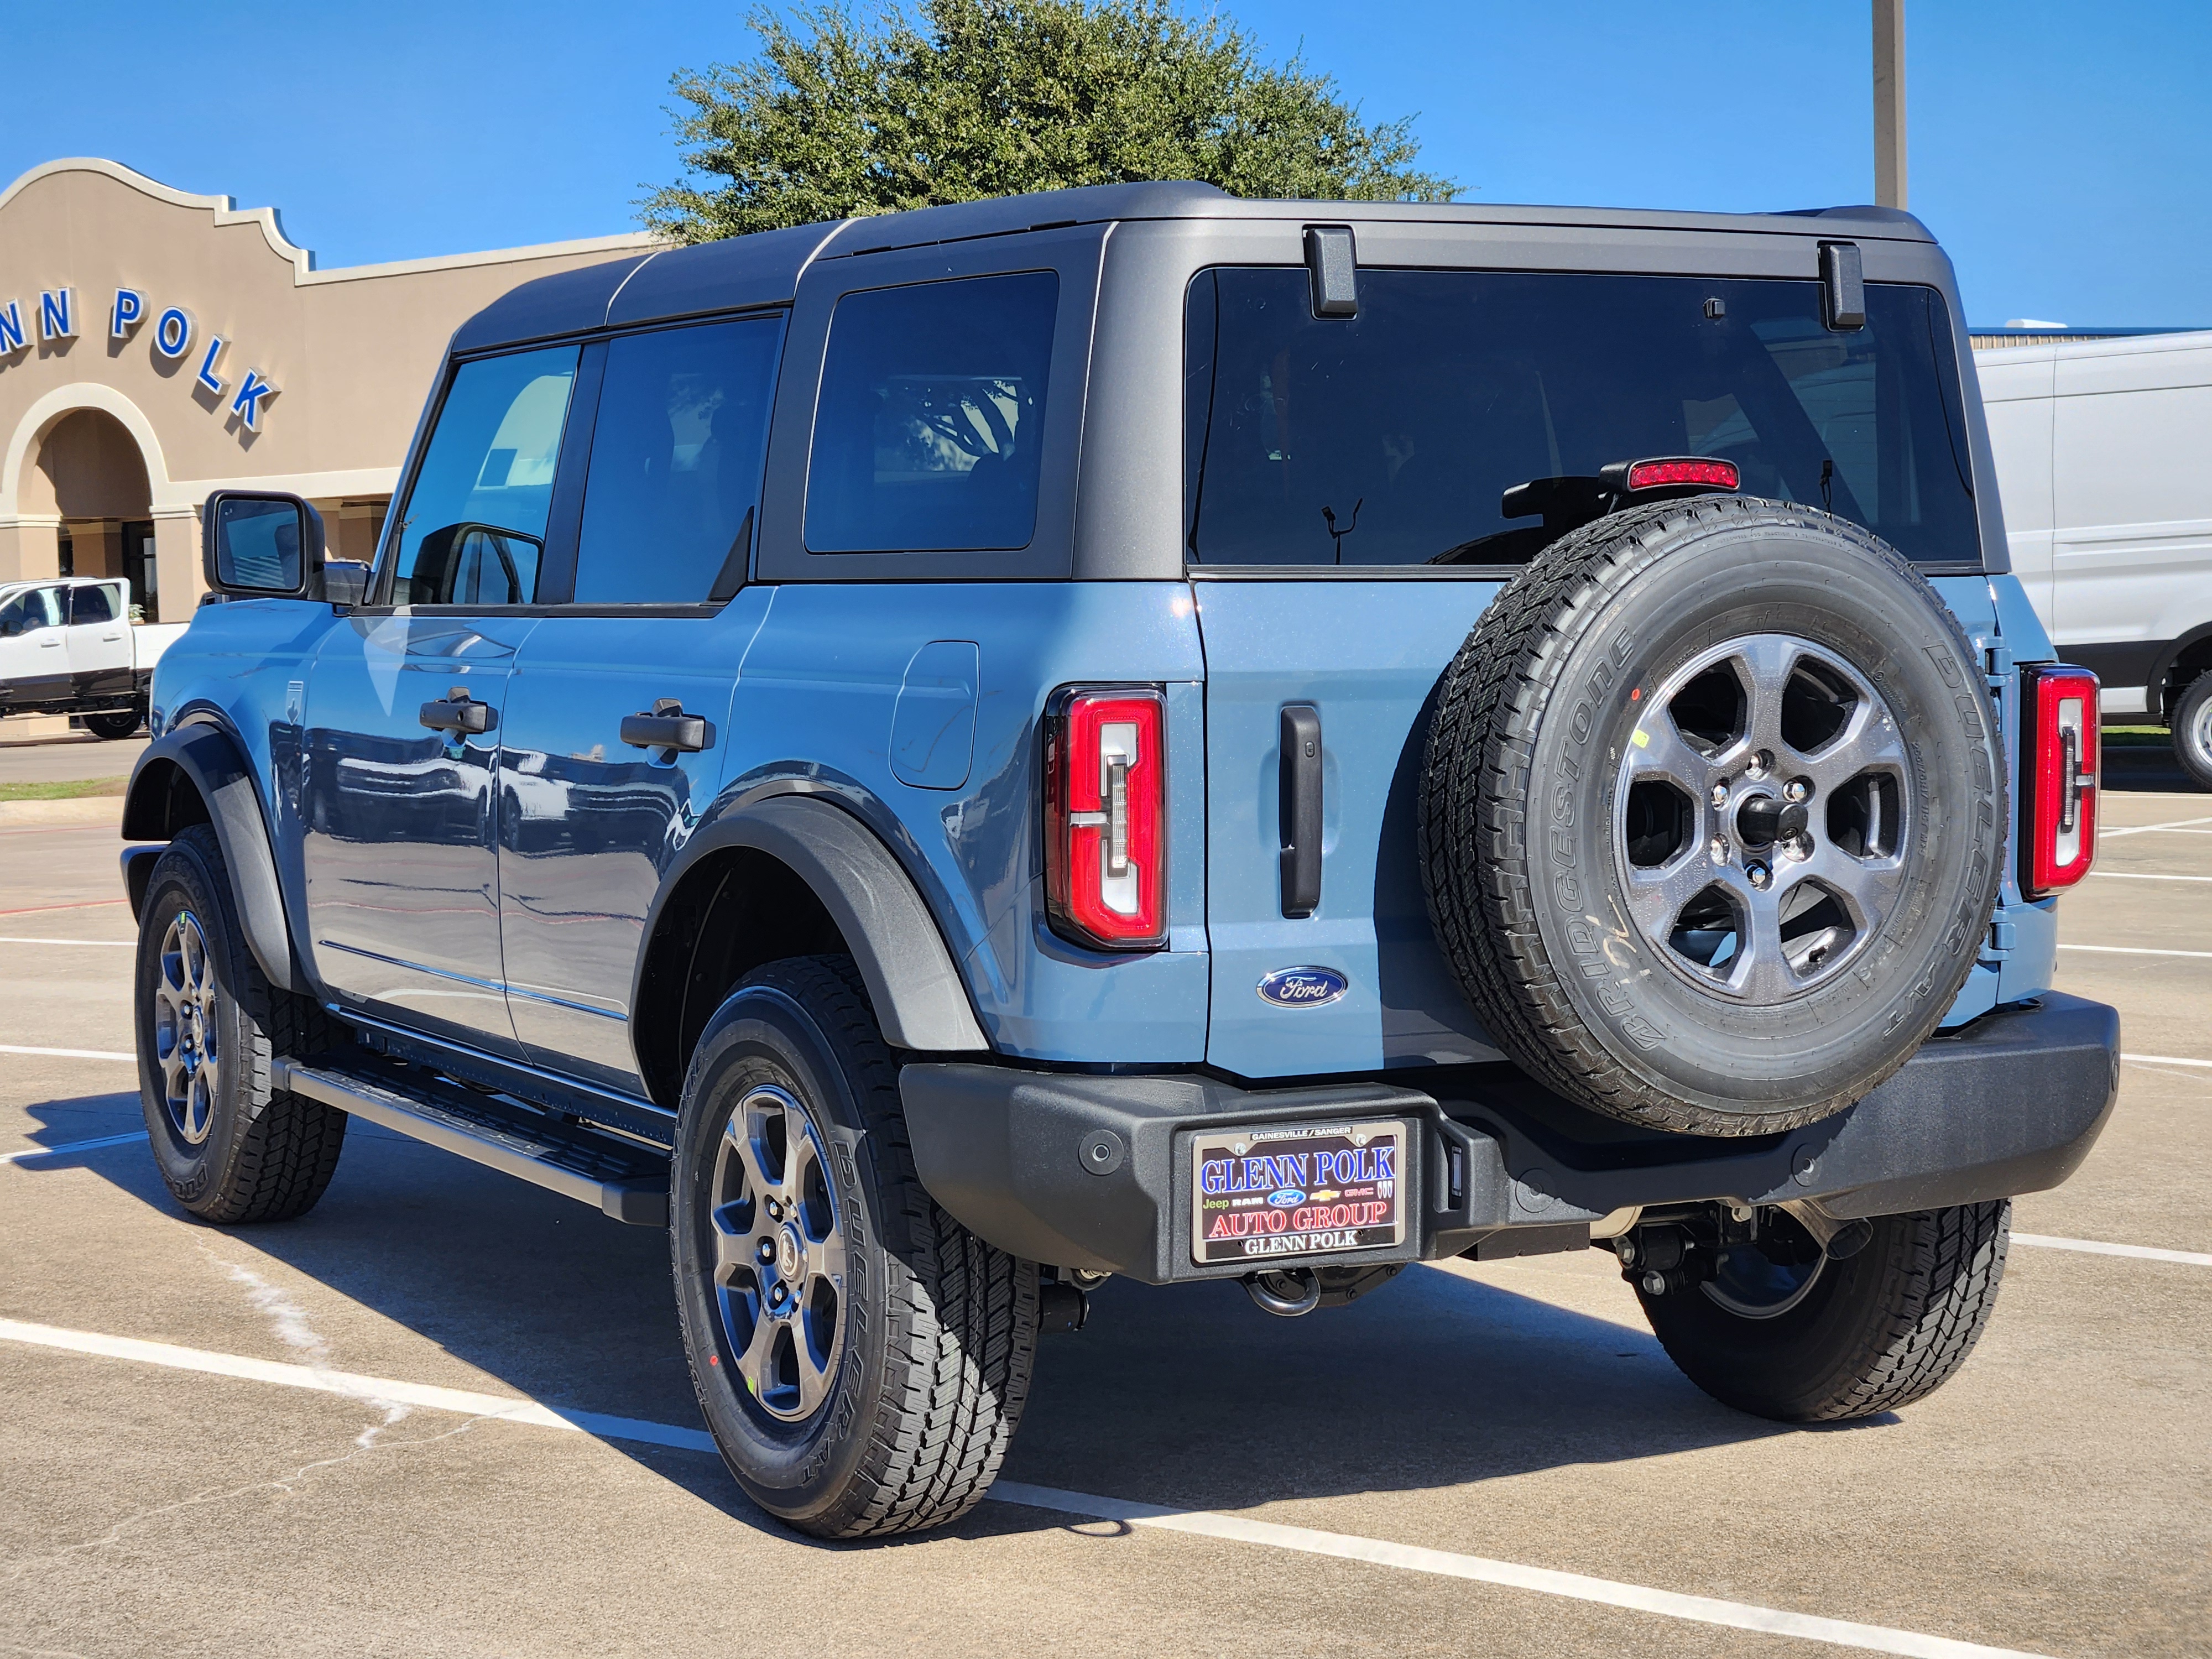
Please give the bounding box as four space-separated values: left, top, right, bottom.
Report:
85 708 143 740
134 825 348 1221
1640 1201 2010 1420
670 956 1040 1538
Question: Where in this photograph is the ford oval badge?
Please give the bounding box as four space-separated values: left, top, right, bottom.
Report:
1256 966 1349 1009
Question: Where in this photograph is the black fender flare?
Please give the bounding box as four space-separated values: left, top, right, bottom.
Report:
121 723 300 995
637 793 989 1054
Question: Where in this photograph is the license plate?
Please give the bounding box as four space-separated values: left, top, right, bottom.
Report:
1190 1120 1407 1266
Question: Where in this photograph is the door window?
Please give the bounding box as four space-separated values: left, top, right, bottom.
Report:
804 272 1058 554
572 317 783 603
70 583 119 624
1 587 66 634
390 346 578 606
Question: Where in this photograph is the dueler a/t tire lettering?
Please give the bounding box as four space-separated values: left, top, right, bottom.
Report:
1418 497 2004 1136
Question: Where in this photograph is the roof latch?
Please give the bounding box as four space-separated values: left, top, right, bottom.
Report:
1820 241 1866 332
1304 226 1358 319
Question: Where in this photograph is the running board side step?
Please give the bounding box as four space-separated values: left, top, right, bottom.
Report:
272 1056 670 1226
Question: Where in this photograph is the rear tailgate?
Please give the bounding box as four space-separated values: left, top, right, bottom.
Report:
1197 579 1506 1079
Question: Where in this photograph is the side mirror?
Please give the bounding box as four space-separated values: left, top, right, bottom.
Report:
1 620 18 638
323 560 371 607
201 491 324 599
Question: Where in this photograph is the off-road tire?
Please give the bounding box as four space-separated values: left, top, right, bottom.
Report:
1641 1201 2010 1420
85 709 142 740
1419 495 2004 1135
2169 672 2212 792
671 955 1040 1538
134 824 347 1222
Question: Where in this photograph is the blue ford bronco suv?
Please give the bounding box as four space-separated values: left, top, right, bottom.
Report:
122 185 2119 1538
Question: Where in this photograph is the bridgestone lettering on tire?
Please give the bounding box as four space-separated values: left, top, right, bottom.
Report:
670 956 1040 1539
1419 497 2004 1135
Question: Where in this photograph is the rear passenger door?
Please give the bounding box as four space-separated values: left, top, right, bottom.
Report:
494 315 782 1092
65 581 133 701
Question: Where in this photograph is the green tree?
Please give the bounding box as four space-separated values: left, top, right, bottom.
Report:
643 0 1457 241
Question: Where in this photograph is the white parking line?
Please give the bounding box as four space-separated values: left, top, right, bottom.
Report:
0 1130 147 1165
0 1044 135 1062
0 935 134 947
2012 1234 2212 1268
2122 1051 2212 1069
2059 943 2212 959
0 1317 713 1450
2098 815 2212 838
0 1315 2058 1659
2085 870 2212 883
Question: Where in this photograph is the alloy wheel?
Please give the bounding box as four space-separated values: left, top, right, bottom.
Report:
1615 633 1911 1002
152 910 222 1144
708 1083 848 1423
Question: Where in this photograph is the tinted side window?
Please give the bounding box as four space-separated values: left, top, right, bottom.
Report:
804 272 1058 554
71 583 118 624
391 346 578 605
573 317 783 603
18 587 66 632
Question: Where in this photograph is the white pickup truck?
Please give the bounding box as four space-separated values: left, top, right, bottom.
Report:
0 577 186 739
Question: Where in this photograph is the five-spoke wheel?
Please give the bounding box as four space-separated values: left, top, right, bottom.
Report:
1618 632 1910 1001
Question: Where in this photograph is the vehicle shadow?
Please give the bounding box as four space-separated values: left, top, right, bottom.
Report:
18 1091 1812 1543
2102 741 2205 793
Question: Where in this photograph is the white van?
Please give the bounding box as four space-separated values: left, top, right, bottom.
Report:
1978 329 2212 784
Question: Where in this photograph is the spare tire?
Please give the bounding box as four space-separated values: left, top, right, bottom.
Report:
1419 496 2003 1136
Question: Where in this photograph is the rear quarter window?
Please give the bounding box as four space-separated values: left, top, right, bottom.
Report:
804 272 1059 554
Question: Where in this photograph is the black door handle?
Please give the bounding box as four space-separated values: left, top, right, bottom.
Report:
620 698 712 753
1280 705 1322 917
419 687 494 735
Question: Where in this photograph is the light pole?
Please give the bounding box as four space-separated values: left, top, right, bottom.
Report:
1874 0 1907 208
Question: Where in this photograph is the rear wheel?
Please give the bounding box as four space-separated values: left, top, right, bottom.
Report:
2170 673 2212 791
671 956 1039 1538
134 825 347 1222
1639 1202 2010 1420
85 709 142 740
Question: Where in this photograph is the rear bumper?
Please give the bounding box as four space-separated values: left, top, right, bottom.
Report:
899 992 2120 1284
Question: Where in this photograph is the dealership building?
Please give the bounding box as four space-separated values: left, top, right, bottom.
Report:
0 158 653 622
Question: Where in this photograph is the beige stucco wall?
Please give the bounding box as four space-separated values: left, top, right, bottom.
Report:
0 158 655 618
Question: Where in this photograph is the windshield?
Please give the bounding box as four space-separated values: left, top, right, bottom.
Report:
1184 268 1978 569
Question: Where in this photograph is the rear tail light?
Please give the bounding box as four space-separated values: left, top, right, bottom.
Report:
1045 687 1166 950
2021 665 2099 898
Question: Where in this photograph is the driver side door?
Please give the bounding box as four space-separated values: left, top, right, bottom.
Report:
0 586 70 711
299 345 581 1055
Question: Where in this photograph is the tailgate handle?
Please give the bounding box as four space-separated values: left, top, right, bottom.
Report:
1279 705 1323 917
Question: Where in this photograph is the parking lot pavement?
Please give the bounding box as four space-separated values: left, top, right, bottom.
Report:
3 761 2208 1657
0 729 147 785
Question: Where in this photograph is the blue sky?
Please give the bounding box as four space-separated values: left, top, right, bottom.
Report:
4 0 2206 325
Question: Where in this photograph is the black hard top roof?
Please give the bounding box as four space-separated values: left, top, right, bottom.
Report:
450 182 1934 354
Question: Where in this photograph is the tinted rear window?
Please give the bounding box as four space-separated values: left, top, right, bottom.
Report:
805 272 1058 554
1185 269 1978 568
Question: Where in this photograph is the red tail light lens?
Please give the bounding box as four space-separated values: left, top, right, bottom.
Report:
1045 688 1166 950
2022 666 2099 898
1624 457 1740 492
